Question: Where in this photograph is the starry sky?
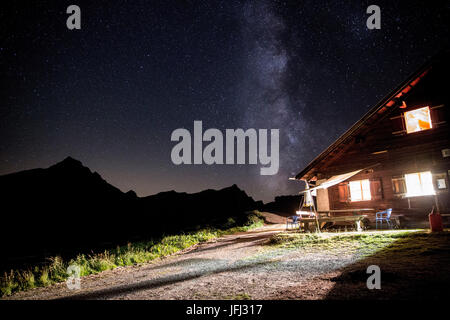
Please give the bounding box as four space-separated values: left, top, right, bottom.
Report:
1 0 449 202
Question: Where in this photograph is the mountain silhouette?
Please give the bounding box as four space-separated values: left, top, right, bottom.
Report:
0 157 261 269
263 195 303 217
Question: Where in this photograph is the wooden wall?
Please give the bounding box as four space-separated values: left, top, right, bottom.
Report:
314 58 450 227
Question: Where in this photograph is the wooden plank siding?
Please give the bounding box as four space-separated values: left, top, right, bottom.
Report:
296 51 450 228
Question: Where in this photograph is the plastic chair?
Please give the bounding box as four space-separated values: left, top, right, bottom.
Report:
376 208 392 229
286 215 300 230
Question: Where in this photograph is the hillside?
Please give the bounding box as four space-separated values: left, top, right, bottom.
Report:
0 157 262 270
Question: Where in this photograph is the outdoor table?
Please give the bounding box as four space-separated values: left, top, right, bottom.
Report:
317 208 375 216
299 215 368 232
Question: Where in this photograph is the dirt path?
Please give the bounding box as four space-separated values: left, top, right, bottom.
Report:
8 224 358 300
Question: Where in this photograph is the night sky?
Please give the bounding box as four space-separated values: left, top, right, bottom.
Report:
1 1 449 202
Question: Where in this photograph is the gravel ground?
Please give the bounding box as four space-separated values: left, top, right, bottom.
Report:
6 224 361 300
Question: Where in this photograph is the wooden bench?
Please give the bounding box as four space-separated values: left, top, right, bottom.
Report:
299 215 368 232
390 214 404 228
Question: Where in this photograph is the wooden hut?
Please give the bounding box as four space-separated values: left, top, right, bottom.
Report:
294 50 450 228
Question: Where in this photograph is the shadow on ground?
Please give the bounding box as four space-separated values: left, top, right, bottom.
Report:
324 231 450 299
58 257 277 300
57 229 282 300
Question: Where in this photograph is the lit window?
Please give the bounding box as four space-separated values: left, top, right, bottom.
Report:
404 106 432 133
349 179 371 201
405 171 435 197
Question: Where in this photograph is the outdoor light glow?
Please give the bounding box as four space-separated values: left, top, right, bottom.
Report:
405 171 435 197
296 210 314 217
349 179 371 201
404 106 432 133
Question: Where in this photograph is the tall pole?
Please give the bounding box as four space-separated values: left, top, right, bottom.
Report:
310 188 320 233
304 180 320 233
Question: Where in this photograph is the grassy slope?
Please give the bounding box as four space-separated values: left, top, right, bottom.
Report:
269 229 450 257
269 229 450 299
1 212 264 297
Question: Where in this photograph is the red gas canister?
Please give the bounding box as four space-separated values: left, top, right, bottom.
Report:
429 207 444 232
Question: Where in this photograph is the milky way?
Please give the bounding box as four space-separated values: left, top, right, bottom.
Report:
0 1 448 202
239 1 306 195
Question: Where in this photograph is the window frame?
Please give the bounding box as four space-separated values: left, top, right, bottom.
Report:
404 106 433 134
392 176 407 197
349 179 372 202
404 171 436 197
434 173 448 190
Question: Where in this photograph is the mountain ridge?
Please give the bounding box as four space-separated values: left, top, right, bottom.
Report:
0 157 255 201
0 157 263 269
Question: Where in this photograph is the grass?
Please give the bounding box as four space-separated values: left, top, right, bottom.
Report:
268 229 450 258
321 230 450 299
0 211 264 297
227 293 252 300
